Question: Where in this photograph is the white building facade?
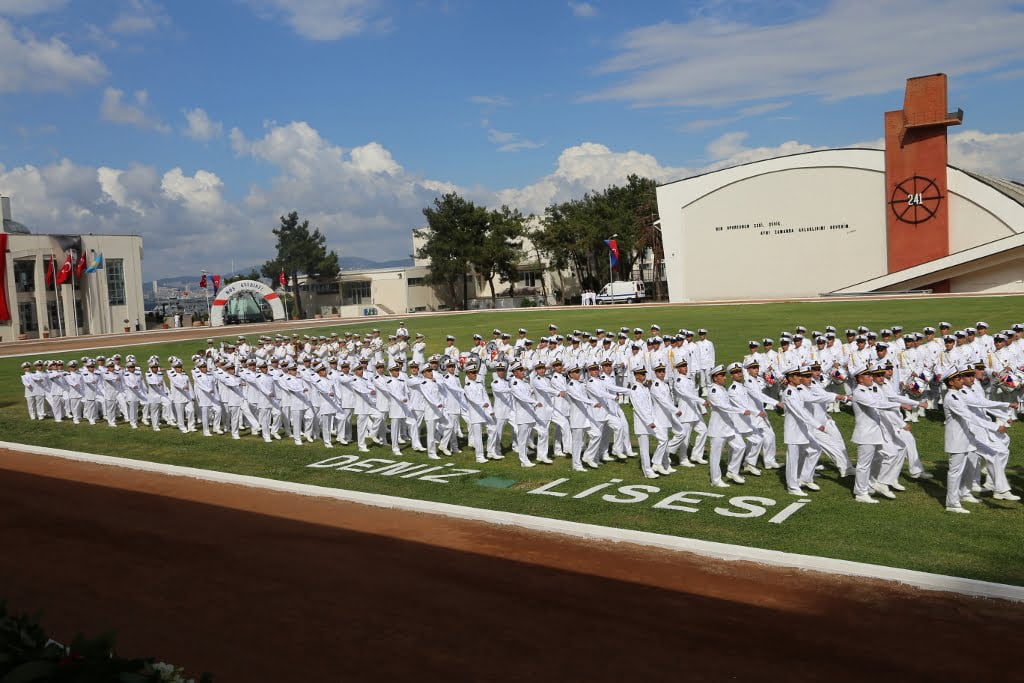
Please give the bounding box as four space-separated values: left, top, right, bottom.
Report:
0 197 146 342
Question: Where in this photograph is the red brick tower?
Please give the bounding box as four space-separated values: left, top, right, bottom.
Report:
884 74 962 275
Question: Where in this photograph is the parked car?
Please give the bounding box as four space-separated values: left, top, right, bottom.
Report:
595 280 646 304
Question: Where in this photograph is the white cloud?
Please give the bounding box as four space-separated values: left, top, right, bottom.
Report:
182 107 224 141
569 2 597 18
242 0 384 40
110 0 169 34
101 87 170 132
589 0 1024 107
487 128 543 153
469 95 511 107
0 0 67 15
6 121 1024 280
685 101 791 132
0 18 106 92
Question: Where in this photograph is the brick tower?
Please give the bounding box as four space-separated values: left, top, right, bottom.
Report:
883 74 962 275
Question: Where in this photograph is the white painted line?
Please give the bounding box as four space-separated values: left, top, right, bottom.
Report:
4 441 1022 602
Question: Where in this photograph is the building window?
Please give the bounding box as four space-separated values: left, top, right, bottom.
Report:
18 302 37 332
14 259 35 293
47 302 60 331
408 277 426 287
314 282 339 294
107 258 126 305
342 281 371 305
521 270 542 288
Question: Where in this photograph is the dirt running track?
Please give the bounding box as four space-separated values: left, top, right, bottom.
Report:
1 449 1021 682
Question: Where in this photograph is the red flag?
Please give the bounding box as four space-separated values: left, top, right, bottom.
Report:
199 273 208 289
212 274 221 293
75 250 88 278
45 257 55 286
278 270 287 286
56 254 73 285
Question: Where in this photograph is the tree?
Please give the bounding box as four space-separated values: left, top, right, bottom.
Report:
261 211 340 319
474 205 526 306
533 174 659 292
224 268 262 285
414 193 489 310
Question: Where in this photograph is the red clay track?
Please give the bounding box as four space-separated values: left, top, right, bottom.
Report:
1 448 1022 682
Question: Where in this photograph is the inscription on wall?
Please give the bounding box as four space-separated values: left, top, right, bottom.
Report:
713 220 851 237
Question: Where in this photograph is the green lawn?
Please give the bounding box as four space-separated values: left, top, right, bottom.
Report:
2 296 1023 585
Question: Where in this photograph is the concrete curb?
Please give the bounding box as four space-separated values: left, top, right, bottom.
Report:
4 440 1022 602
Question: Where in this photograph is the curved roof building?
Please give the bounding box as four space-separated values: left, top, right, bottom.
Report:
656 74 1024 301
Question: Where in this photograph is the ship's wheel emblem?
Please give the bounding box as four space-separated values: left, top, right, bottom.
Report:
889 176 943 225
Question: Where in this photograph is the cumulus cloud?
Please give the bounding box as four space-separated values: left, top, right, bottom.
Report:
569 2 597 17
110 0 169 34
101 87 169 132
242 0 384 40
182 107 223 141
589 0 1024 108
0 0 67 15
468 95 511 107
0 18 106 92
6 120 1024 280
487 128 543 153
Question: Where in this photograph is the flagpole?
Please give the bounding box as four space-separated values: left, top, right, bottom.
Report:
70 250 79 336
51 250 64 337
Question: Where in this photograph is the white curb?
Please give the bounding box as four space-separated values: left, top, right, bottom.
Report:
2 440 1022 603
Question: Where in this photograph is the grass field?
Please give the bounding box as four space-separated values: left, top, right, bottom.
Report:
2 295 1023 585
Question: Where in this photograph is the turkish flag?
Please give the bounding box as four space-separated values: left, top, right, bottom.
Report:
75 250 88 278
56 255 73 285
199 273 208 289
212 274 221 293
278 270 287 286
45 257 55 286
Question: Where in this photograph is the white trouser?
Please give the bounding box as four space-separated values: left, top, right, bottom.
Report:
174 401 195 433
32 395 46 418
814 420 850 474
644 426 669 470
571 425 600 469
147 399 164 430
583 421 610 465
487 413 510 455
409 410 424 449
786 442 820 491
440 412 461 451
550 412 572 455
335 408 353 441
612 409 633 456
105 397 120 425
515 423 537 465
226 404 241 437
710 434 744 483
356 413 373 447
320 411 336 445
854 443 895 495
259 406 277 441
24 395 36 420
468 422 486 460
241 402 260 434
47 393 64 421
636 434 658 477
748 422 778 467
946 451 973 507
390 417 409 451
290 407 305 444
199 405 212 435
211 403 223 432
68 397 82 422
83 399 98 423
424 418 439 456
676 420 708 462
893 428 925 476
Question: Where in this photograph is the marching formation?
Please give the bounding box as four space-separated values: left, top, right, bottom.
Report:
18 319 1022 512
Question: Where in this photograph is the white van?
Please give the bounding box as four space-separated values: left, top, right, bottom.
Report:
595 280 646 304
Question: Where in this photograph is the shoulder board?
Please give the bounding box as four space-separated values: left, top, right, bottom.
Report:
632 385 638 391
653 381 660 386
512 381 518 385
952 394 959 400
710 387 717 393
786 389 792 395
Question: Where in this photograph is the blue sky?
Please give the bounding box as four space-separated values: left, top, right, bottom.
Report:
2 0 1024 279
